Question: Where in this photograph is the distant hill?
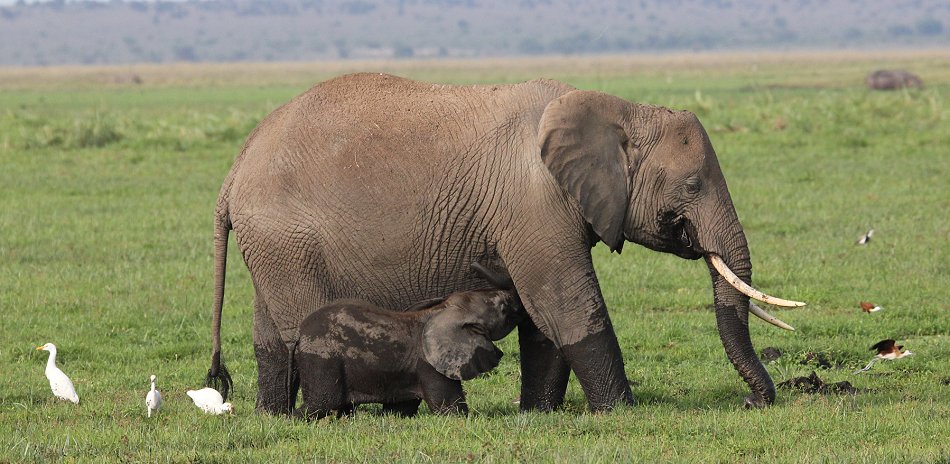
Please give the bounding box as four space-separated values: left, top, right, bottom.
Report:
1 0 948 66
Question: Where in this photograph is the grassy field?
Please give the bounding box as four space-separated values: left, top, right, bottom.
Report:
1 50 948 462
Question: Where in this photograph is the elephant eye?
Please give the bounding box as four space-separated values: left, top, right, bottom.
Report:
684 177 702 195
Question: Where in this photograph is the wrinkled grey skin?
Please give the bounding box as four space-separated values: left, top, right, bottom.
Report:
207 73 774 413
292 286 523 419
866 69 924 90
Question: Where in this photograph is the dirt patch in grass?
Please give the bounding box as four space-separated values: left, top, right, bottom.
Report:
778 371 859 395
760 347 783 362
800 351 844 370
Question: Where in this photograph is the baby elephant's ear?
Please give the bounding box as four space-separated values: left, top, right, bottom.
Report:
422 308 503 381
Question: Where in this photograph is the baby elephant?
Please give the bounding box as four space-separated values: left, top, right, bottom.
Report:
293 263 523 419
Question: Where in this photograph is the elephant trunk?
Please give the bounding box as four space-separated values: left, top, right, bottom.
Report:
705 234 775 408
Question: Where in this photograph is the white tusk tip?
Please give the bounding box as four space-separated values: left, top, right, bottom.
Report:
749 302 796 331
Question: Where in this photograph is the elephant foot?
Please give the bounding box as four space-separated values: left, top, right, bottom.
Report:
429 399 468 416
519 383 567 412
381 400 421 417
560 329 635 412
295 406 336 421
743 394 771 409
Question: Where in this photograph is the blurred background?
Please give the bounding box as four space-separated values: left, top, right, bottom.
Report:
0 0 948 66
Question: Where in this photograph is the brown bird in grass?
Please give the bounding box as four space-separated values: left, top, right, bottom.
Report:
854 339 913 373
860 301 883 313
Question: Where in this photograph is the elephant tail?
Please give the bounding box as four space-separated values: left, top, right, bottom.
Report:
205 197 233 400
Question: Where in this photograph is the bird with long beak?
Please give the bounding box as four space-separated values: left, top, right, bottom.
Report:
146 374 163 418
36 343 79 404
186 387 233 415
860 301 883 313
854 339 913 373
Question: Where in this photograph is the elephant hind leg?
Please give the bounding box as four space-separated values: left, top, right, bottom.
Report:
255 345 293 414
254 298 296 415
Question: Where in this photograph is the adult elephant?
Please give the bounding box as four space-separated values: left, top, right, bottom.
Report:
205 73 802 414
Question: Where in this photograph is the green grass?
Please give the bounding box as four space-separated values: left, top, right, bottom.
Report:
1 53 949 462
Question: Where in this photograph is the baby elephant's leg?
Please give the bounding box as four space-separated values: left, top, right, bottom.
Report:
381 399 422 417
335 403 356 418
418 362 468 415
298 357 347 420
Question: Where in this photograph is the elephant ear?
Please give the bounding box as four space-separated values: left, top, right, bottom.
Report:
539 90 631 252
422 306 503 381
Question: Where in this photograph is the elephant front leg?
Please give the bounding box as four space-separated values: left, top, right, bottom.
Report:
502 242 634 413
517 318 570 412
297 357 348 420
418 362 468 415
380 399 421 417
253 302 294 415
559 319 634 412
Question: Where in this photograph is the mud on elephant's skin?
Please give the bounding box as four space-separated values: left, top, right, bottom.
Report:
292 268 523 419
205 72 802 413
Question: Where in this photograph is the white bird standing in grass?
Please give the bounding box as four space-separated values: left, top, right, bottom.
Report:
35 343 79 404
186 387 233 415
145 374 162 417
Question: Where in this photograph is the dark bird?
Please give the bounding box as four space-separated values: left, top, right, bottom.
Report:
860 301 883 313
856 229 874 245
854 339 913 373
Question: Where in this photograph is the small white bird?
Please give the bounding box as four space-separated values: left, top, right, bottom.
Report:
146 374 163 418
35 343 79 404
856 229 874 245
186 387 233 415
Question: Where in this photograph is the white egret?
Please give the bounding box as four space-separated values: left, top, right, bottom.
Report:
146 374 163 417
186 387 233 415
35 343 79 404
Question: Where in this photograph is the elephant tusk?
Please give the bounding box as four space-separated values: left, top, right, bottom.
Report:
749 302 795 331
708 254 806 307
